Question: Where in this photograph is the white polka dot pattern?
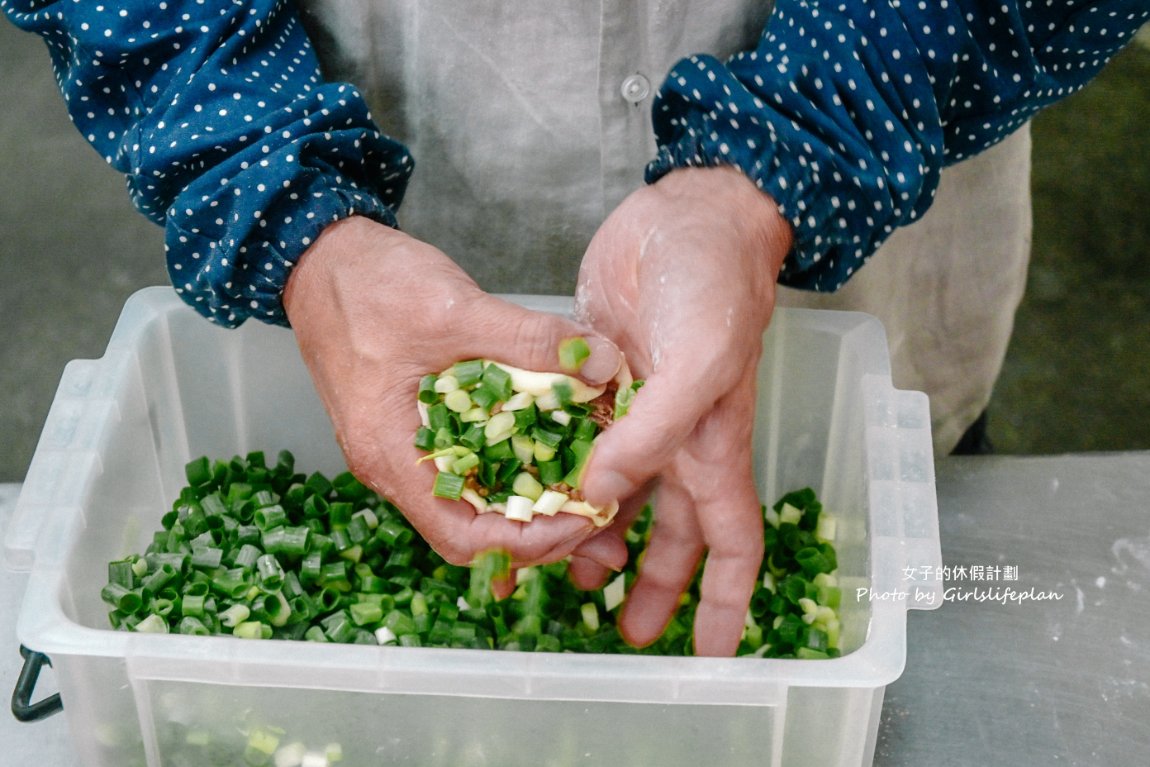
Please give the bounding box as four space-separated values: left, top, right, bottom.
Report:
3 0 413 327
5 1 1147 313
646 0 1149 291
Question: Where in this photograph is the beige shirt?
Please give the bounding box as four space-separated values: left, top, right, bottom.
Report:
301 0 1032 455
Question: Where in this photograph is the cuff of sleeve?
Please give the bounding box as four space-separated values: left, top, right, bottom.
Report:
168 182 398 329
645 54 930 293
165 130 412 328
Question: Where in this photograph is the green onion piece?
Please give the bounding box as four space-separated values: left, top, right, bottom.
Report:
234 620 272 640
481 363 514 400
572 417 598 443
211 574 251 600
263 525 311 557
189 547 223 570
349 601 384 627
427 402 452 432
581 602 600 633
100 583 144 614
796 647 830 659
375 518 413 548
444 388 473 413
552 380 574 408
467 550 511 610
196 493 225 518
557 337 592 372
484 411 517 445
537 460 564 487
613 380 643 419
178 616 211 636
328 501 354 529
184 456 212 487
432 472 466 501
417 374 439 404
451 451 480 476
531 424 565 449
346 515 371 545
319 611 354 643
134 614 169 634
215 604 250 629
562 439 594 489
261 591 292 628
107 559 136 590
320 561 353 592
302 494 328 521
511 472 544 502
469 385 499 411
513 406 538 433
254 504 287 531
603 573 626 612
232 542 262 571
414 426 437 452
256 554 285 592
142 563 178 594
450 359 485 387
182 593 206 618
510 434 536 465
458 423 486 451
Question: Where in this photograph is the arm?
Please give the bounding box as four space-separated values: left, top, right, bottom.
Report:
646 0 1150 290
5 0 625 567
575 0 1149 655
3 0 411 327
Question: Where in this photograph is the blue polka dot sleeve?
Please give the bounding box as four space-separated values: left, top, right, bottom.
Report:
647 0 1150 292
3 0 413 327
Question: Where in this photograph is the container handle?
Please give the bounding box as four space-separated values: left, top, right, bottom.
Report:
3 357 113 571
11 646 63 722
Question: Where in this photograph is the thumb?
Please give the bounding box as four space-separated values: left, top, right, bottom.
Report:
581 369 721 508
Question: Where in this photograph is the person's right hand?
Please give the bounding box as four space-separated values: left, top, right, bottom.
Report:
282 216 629 572
566 166 792 656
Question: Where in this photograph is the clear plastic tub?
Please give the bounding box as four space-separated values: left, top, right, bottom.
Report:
6 287 942 766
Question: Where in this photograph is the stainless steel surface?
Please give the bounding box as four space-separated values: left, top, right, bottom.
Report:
875 453 1150 766
3 454 1149 765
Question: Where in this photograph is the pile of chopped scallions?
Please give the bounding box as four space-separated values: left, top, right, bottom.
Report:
103 451 844 658
415 352 642 527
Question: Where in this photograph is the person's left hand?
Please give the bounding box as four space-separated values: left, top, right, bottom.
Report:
569 165 792 656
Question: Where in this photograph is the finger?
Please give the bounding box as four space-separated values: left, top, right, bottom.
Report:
567 488 653 590
361 434 596 567
460 506 595 568
674 376 765 657
451 293 623 385
581 365 725 509
691 498 764 656
616 480 704 648
566 535 628 590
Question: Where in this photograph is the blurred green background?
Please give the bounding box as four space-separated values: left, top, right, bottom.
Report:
989 34 1150 453
1 23 1147 481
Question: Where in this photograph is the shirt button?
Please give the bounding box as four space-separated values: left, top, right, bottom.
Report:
620 73 651 104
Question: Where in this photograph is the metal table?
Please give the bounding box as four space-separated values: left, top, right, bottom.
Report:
4 453 1149 765
875 453 1150 765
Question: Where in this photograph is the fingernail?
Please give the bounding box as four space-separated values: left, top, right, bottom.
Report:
586 469 635 507
577 336 622 384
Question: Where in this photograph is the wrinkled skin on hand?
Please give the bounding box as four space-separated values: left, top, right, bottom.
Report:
571 166 793 656
283 216 626 571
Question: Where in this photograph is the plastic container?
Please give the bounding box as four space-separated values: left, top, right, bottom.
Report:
6 287 942 767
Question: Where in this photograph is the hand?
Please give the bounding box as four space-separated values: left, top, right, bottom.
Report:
283 216 625 568
571 166 792 656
